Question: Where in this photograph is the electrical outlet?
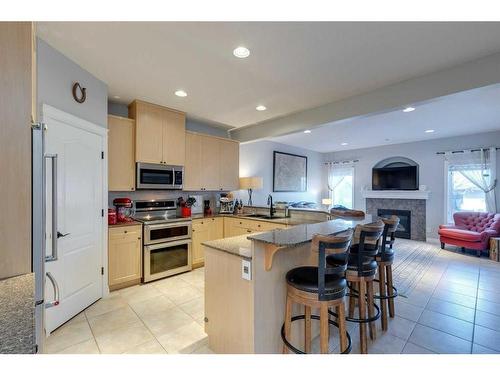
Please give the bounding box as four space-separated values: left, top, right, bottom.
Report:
241 259 251 281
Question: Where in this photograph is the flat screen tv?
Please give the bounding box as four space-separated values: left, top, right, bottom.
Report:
372 165 418 190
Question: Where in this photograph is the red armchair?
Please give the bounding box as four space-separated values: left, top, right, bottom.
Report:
439 212 500 256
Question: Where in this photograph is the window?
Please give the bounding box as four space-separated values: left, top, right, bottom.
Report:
327 164 354 209
447 168 488 222
444 147 496 223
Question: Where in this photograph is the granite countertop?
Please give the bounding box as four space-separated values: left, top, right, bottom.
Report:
0 273 35 354
248 216 372 248
192 213 323 226
108 220 142 228
202 234 253 260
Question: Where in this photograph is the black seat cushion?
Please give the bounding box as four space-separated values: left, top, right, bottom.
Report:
286 266 347 300
375 248 394 263
326 254 378 277
349 243 379 257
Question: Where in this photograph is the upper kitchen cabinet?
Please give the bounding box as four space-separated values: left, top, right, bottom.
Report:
108 115 135 191
219 138 239 191
128 100 186 165
184 131 240 191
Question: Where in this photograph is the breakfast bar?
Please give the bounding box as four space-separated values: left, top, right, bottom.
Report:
203 216 370 354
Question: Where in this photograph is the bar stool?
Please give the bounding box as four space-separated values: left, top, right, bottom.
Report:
281 230 353 354
375 216 400 331
327 221 385 354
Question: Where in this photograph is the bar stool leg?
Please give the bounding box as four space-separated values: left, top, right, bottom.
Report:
337 302 348 353
367 280 376 340
283 294 293 354
386 265 395 318
304 305 311 353
358 281 368 354
348 282 357 318
378 264 388 331
320 304 330 354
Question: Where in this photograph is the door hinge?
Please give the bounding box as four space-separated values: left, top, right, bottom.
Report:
101 267 104 275
101 151 104 159
101 209 104 217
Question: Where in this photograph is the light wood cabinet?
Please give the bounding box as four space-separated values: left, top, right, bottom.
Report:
108 115 135 191
223 217 286 238
192 219 211 268
108 225 142 291
0 22 34 279
192 217 225 268
201 135 221 191
163 109 186 166
184 132 203 191
184 131 239 191
219 139 240 191
129 100 185 165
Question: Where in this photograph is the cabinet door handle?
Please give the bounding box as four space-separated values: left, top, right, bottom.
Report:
124 230 128 233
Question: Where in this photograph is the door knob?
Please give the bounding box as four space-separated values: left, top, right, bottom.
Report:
57 231 70 238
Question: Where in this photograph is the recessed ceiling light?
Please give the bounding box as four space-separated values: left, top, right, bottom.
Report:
403 106 415 113
175 90 187 97
113 95 120 99
233 46 250 58
425 129 435 133
341 142 348 146
304 130 311 134
256 105 267 111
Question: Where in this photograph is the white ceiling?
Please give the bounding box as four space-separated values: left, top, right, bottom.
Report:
36 22 500 129
270 84 500 153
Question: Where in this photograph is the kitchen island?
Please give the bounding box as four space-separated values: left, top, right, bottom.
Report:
203 216 370 354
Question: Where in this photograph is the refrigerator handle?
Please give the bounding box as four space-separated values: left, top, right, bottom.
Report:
45 154 58 262
45 272 60 308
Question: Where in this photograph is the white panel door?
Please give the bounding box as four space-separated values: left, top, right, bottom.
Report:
44 107 104 333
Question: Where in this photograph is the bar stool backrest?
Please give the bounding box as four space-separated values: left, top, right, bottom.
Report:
352 220 385 253
311 230 353 301
381 215 400 253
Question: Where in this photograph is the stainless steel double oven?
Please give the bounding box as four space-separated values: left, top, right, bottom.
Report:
133 200 192 282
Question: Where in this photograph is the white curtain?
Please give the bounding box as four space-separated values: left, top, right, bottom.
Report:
445 147 497 212
327 163 354 207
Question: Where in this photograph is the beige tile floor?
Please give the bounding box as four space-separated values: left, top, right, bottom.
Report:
44 267 210 354
44 243 500 354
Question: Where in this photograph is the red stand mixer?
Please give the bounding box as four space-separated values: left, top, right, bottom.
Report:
113 198 134 223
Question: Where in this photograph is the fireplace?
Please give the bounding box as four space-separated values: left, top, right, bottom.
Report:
377 209 411 239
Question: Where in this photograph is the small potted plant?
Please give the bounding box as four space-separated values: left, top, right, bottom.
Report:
178 196 196 218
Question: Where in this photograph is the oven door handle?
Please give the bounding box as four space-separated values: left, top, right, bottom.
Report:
146 222 192 230
145 239 192 251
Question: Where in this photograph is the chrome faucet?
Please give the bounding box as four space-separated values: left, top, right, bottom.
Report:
267 194 275 218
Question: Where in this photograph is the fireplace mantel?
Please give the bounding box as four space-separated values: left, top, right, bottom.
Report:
361 188 430 200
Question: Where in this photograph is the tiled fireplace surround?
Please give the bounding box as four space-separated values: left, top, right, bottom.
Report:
366 198 426 241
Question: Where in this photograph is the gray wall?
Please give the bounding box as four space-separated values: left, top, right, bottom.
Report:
236 140 325 207
323 130 500 238
37 39 108 127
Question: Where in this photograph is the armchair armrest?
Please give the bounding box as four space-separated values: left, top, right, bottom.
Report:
439 224 465 230
480 229 498 241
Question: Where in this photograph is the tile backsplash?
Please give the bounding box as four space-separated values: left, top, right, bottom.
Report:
108 190 223 211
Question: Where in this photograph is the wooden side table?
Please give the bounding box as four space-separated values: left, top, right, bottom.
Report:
489 237 500 262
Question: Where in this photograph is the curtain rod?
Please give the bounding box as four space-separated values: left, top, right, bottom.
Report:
436 147 500 155
324 159 359 165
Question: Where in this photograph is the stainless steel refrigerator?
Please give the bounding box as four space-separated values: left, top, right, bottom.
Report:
32 122 59 354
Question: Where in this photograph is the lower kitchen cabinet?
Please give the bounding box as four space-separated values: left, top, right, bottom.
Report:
192 217 224 268
108 224 142 291
223 217 287 237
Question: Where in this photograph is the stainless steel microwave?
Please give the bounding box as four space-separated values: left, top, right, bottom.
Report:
136 162 183 190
